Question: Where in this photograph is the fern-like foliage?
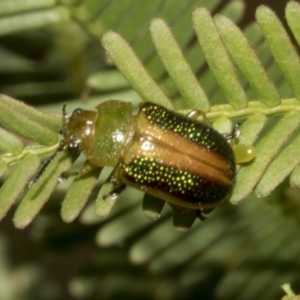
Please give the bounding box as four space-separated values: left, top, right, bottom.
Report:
0 0 300 299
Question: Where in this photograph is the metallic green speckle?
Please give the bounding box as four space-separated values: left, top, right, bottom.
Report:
122 156 229 205
142 103 232 156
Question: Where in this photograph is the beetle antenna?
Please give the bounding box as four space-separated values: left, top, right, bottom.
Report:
62 104 67 120
28 105 68 187
28 141 65 187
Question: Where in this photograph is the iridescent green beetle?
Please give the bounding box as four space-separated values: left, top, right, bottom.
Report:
32 100 253 218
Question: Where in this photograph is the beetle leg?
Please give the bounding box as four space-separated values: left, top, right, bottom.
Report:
103 184 126 199
196 210 207 221
187 109 211 125
60 160 100 181
102 163 126 199
196 207 216 221
227 123 241 142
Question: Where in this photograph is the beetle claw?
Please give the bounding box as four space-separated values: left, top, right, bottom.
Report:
196 210 207 221
103 185 126 200
57 176 65 183
227 123 241 141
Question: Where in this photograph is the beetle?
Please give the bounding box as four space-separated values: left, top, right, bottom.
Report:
30 100 253 218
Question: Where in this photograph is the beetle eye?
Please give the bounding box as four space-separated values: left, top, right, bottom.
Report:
69 139 81 153
72 108 83 118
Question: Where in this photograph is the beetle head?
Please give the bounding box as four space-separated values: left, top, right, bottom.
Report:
60 105 97 153
29 105 97 186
